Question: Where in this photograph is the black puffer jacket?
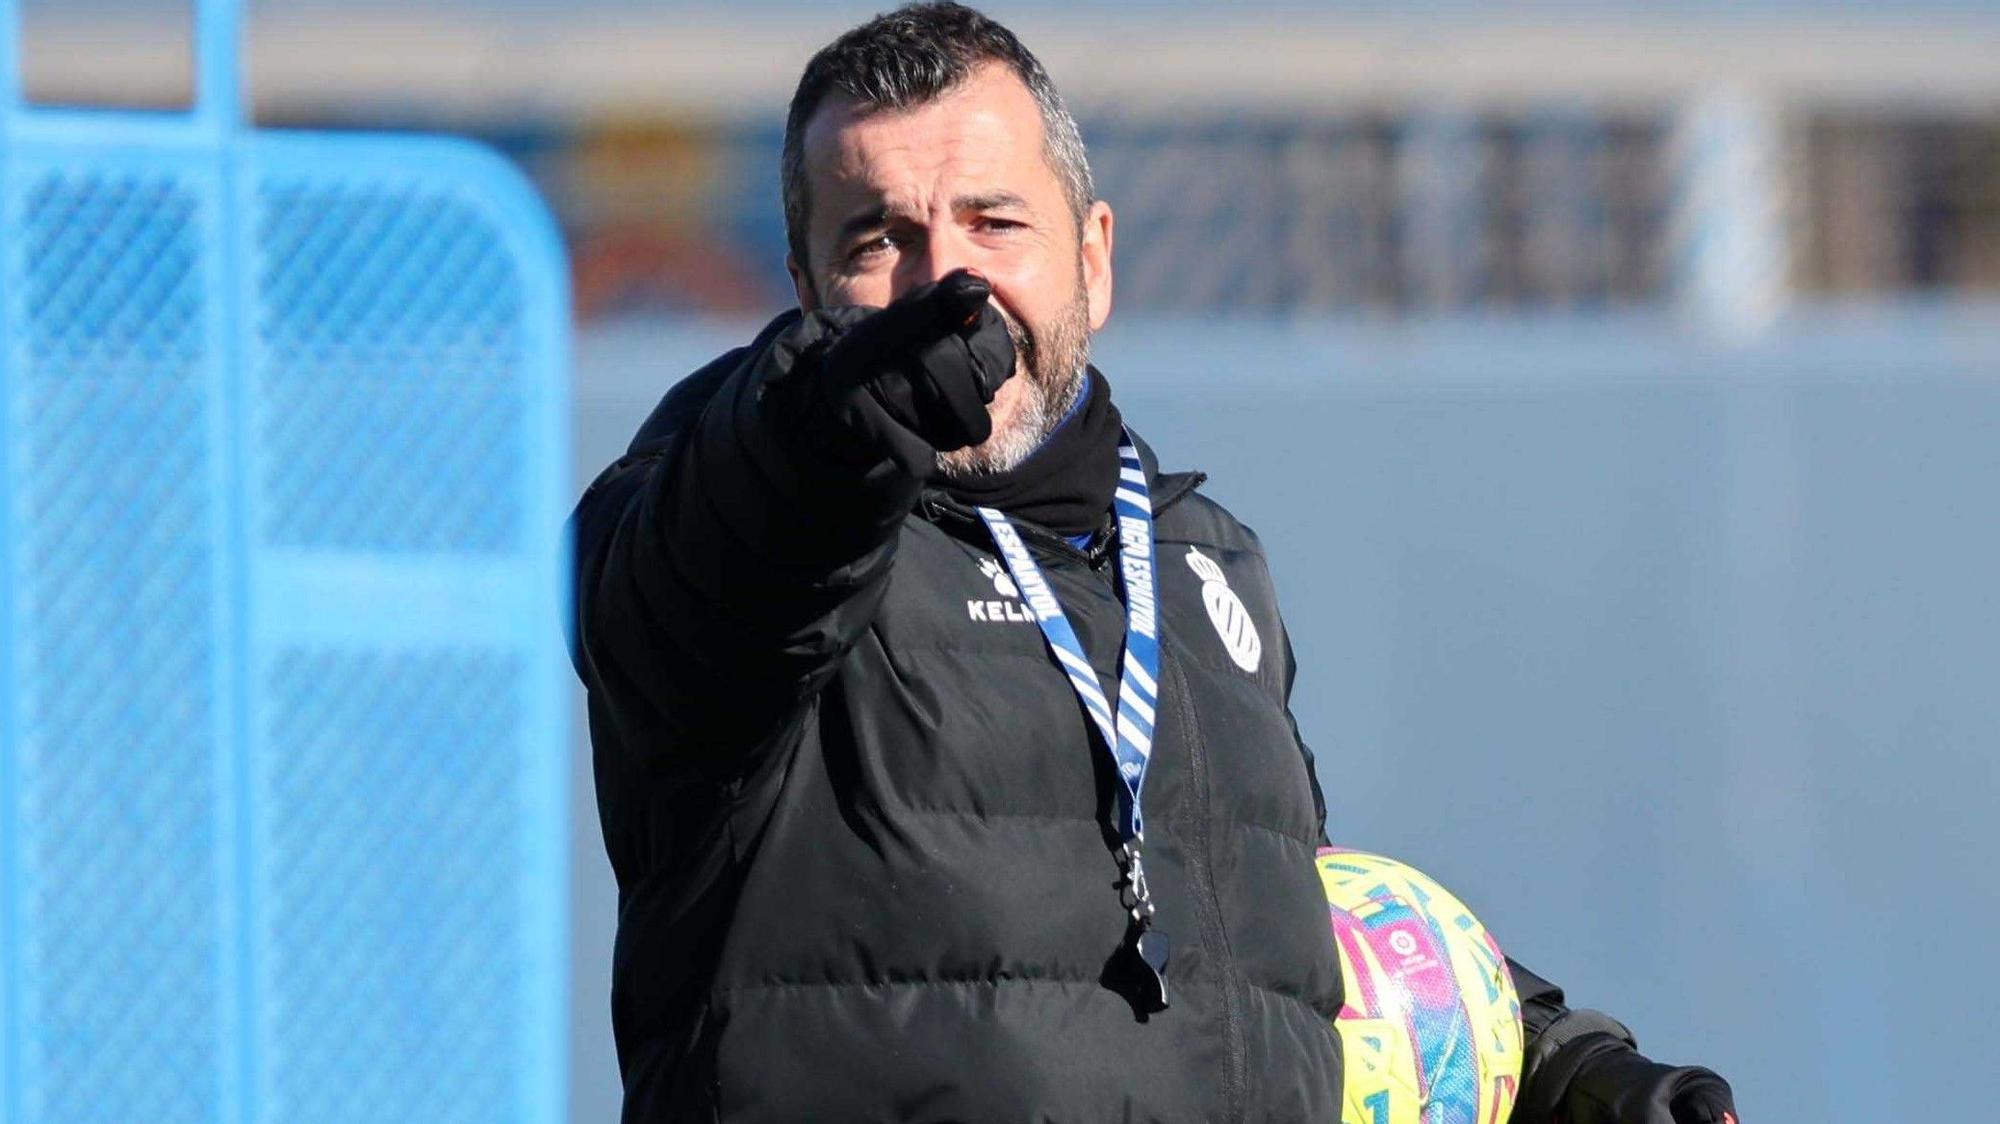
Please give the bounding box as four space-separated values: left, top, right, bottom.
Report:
568 313 1731 1124
571 312 1343 1122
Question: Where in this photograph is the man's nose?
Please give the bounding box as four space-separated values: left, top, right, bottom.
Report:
898 228 980 294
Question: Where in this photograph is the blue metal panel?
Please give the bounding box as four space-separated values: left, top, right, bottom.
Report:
234 130 571 1124
0 3 570 1122
3 133 235 1124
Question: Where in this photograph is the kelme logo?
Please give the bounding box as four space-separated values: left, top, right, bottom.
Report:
968 556 1033 623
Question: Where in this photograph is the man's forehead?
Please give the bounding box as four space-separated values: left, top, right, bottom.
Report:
800 63 1051 207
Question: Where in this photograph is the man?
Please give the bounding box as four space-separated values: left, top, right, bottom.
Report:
567 4 1739 1121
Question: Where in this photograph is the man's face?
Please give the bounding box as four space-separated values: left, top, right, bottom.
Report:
790 62 1115 476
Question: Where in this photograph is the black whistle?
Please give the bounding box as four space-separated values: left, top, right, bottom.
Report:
1128 925 1170 1014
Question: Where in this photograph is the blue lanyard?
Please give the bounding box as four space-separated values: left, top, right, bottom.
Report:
976 429 1170 1011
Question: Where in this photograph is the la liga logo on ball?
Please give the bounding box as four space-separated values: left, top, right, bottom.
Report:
1317 847 1524 1124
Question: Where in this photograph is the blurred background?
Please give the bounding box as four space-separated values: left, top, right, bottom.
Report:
14 0 2000 1121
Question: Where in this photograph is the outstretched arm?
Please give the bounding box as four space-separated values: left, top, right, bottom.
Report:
568 272 1015 772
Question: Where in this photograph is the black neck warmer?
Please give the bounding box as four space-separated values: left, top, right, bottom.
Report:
933 366 1123 538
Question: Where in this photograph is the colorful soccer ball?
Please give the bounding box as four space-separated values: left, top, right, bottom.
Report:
1316 847 1524 1124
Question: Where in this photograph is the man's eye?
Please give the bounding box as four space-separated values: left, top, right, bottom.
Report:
850 234 896 260
977 217 1023 233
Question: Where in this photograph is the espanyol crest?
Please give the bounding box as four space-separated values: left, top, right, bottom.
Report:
1184 548 1261 673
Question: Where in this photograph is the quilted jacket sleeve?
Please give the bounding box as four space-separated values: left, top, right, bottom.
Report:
567 310 922 774
1509 959 1738 1123
1275 620 1333 848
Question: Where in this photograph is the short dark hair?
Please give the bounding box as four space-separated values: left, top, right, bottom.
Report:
781 2 1094 275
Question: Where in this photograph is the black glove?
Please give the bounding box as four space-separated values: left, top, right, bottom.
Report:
761 269 1015 477
1519 1026 1738 1124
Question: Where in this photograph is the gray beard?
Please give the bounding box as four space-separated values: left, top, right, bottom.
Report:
935 289 1091 480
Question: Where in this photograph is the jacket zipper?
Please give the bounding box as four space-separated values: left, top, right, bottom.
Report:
1166 653 1248 1123
926 469 1246 1113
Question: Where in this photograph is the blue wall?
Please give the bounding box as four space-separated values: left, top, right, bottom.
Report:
570 303 2000 1123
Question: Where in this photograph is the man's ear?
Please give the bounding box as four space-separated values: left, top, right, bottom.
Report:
787 253 819 312
1082 200 1114 331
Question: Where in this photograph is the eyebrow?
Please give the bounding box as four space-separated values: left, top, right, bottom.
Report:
954 190 1029 213
832 191 1033 245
